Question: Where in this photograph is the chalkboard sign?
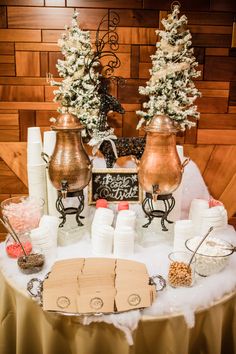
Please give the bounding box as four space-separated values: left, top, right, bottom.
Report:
88 168 142 204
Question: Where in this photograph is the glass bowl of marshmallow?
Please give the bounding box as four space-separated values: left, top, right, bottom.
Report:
185 236 234 277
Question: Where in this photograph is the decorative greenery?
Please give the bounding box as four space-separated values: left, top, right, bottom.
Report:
50 11 101 137
137 5 201 130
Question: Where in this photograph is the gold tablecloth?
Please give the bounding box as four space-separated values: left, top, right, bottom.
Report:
0 271 236 354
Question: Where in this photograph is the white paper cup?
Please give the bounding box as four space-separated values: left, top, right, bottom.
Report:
43 131 56 156
174 220 193 234
27 127 42 145
114 226 135 240
189 199 209 219
113 240 134 257
27 142 44 165
116 210 136 229
92 235 113 256
91 224 114 239
173 220 193 252
92 208 114 226
27 164 46 178
31 225 50 237
39 214 60 239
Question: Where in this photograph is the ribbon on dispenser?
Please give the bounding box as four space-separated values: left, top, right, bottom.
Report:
88 134 118 159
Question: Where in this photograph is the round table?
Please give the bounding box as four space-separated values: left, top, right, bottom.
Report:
1 222 236 354
0 270 235 354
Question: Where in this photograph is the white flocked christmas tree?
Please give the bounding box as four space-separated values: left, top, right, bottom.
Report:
137 5 201 130
50 11 101 138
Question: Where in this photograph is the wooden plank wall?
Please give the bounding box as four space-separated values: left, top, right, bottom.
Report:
0 0 236 238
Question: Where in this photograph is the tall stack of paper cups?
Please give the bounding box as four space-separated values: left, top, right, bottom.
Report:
27 127 47 213
43 131 58 216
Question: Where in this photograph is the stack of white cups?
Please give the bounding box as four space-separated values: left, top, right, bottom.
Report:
200 206 227 234
91 208 114 256
173 220 193 253
30 215 60 259
189 199 209 236
116 210 136 229
39 214 60 245
27 127 47 213
43 131 58 216
114 210 136 257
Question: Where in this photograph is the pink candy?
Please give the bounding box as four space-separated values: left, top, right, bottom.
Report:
6 241 32 258
2 197 43 233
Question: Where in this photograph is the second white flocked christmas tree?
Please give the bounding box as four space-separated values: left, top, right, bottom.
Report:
137 5 201 131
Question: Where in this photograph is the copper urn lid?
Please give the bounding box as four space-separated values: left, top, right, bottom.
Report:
145 115 178 133
51 113 84 131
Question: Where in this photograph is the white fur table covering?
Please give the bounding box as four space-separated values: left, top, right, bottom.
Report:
0 160 235 345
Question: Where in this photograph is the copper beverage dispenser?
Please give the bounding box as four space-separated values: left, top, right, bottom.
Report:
138 115 189 199
48 113 91 194
47 113 91 227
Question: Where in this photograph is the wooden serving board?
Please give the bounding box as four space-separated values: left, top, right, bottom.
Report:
42 258 156 314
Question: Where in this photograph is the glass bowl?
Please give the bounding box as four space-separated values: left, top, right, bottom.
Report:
168 251 196 287
185 236 234 277
1 196 44 234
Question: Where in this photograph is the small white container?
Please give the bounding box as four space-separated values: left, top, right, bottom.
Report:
173 220 193 253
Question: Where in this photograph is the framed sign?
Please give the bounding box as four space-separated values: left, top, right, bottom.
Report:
88 168 142 204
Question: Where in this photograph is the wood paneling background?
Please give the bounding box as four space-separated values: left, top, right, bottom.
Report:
0 0 236 238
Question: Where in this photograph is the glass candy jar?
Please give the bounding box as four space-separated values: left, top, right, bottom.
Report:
1 196 44 234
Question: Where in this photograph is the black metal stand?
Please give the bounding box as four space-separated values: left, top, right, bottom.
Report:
142 193 175 231
56 190 85 228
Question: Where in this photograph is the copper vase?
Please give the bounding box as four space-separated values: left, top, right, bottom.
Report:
137 115 189 198
48 113 91 192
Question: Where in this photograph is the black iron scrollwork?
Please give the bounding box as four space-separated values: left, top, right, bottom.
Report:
85 11 126 90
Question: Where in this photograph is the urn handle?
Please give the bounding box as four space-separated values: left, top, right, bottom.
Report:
181 157 190 172
41 152 50 166
131 155 140 171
